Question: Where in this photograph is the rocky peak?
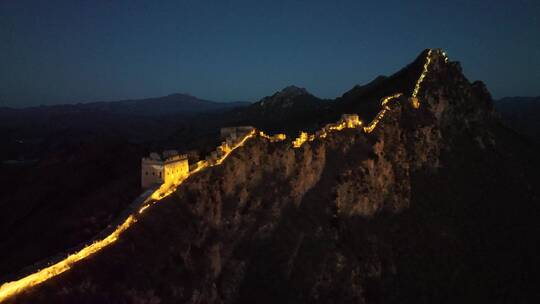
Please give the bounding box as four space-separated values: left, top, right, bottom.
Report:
257 85 314 108
416 49 496 132
277 85 310 97
164 93 197 100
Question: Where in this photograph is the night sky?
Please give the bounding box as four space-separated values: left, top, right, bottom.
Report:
1 0 539 107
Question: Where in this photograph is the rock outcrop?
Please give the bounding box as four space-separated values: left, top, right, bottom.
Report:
257 85 313 108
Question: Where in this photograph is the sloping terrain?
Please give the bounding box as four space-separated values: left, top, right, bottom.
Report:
224 85 327 134
220 50 435 136
2 50 540 303
0 138 143 276
0 95 250 277
495 96 540 144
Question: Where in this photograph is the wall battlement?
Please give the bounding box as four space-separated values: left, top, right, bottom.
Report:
205 126 255 164
259 131 287 142
293 113 362 147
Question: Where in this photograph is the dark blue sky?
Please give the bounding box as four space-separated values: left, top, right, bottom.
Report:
1 0 539 107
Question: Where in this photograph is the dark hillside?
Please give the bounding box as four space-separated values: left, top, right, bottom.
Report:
7 49 539 303
494 96 540 144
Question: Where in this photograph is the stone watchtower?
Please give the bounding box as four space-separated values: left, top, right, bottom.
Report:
141 150 189 189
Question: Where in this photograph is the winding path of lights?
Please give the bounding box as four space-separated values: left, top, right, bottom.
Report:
0 49 442 302
290 49 437 147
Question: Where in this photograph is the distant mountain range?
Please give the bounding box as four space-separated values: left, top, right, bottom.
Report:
497 96 540 103
2 83 538 147
0 93 250 117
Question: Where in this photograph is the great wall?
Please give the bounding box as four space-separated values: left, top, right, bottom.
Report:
0 48 448 302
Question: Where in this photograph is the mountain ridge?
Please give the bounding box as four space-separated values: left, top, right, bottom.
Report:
494 96 540 143
2 49 539 303
0 93 250 116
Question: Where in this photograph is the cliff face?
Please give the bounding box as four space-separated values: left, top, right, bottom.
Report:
9 51 540 303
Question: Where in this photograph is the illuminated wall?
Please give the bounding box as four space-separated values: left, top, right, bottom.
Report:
259 131 287 142
206 127 256 164
289 49 446 147
220 126 255 140
0 49 447 302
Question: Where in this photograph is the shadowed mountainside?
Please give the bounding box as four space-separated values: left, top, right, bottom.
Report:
0 50 437 280
494 96 540 144
0 97 250 278
5 50 539 303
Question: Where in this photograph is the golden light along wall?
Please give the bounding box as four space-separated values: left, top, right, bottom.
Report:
0 129 257 302
259 131 286 142
412 49 433 99
362 93 403 134
290 48 443 147
410 97 420 109
292 132 310 148
0 49 444 302
0 215 136 302
291 114 364 148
